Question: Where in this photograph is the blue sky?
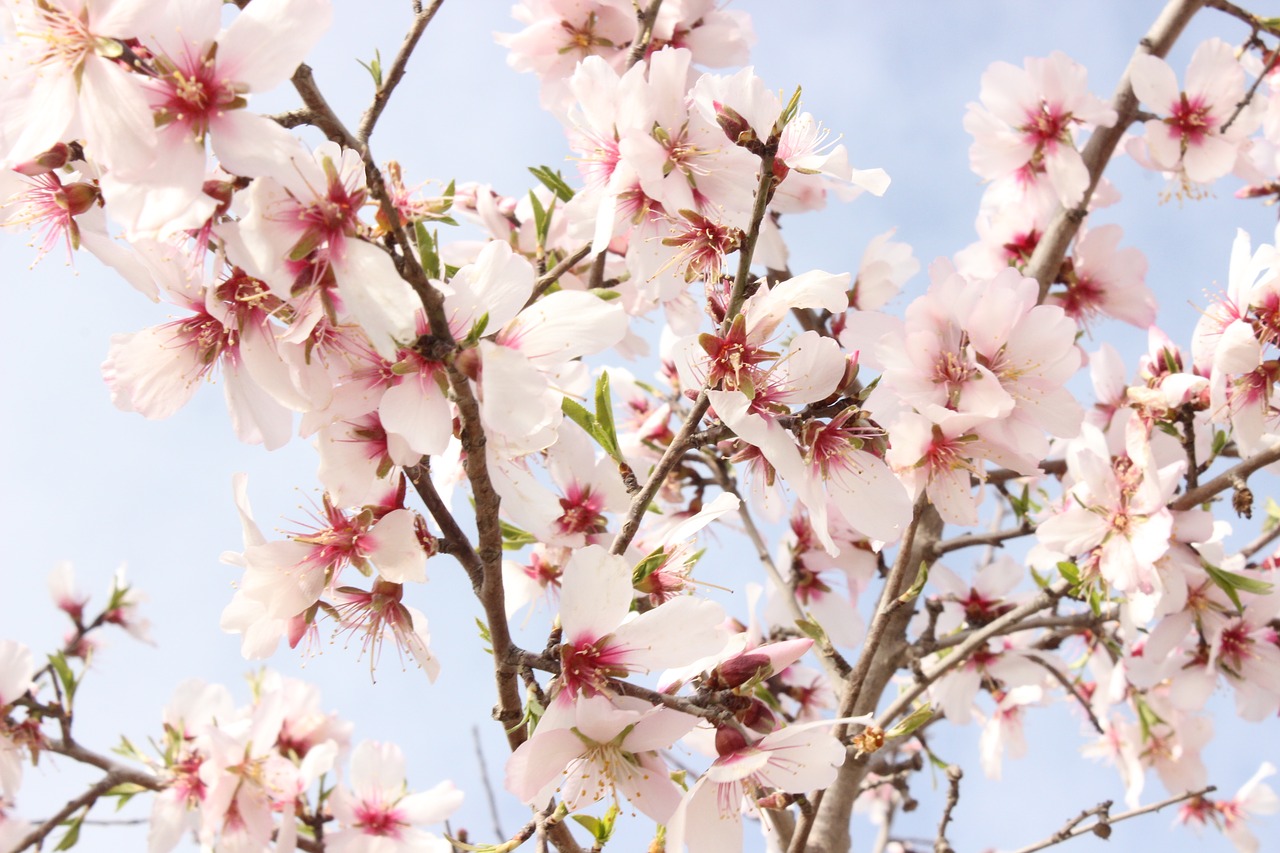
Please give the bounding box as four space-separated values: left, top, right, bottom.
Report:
2 2 1277 851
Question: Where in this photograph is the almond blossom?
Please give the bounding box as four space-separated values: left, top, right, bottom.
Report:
964 51 1116 206
328 741 462 853
1132 38 1260 190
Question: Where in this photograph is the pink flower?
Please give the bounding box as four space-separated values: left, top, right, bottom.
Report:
964 52 1116 206
1132 38 1259 189
506 694 695 822
329 741 462 853
665 718 867 853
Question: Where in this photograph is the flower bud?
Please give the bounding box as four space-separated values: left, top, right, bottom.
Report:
13 143 70 176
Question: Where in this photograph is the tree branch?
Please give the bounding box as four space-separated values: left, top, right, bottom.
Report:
12 767 158 853
1204 0 1280 38
1171 442 1280 509
626 0 666 67
929 521 1033 558
877 581 1070 731
1024 0 1206 299
1005 786 1215 853
357 0 447 142
609 139 778 558
933 765 963 853
803 503 942 853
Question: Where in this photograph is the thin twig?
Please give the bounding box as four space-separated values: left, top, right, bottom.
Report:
1240 520 1280 562
877 582 1070 731
357 0 447 142
707 456 849 683
1171 442 1280 509
472 726 505 840
1204 0 1280 38
929 522 1033 558
1026 654 1105 735
1005 786 1215 853
933 765 963 853
608 138 778 558
529 243 593 303
13 770 147 853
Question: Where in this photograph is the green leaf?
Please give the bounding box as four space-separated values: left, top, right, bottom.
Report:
561 396 597 437
773 86 803 139
1203 562 1275 612
571 807 616 845
1264 497 1280 533
897 561 929 604
593 372 623 460
463 313 490 348
414 223 442 281
48 651 78 706
528 190 552 246
528 166 576 202
1057 561 1080 586
794 618 829 645
356 49 383 87
54 812 84 851
500 519 537 551
474 618 493 654
107 782 147 811
632 546 669 584
885 703 934 739
1211 428 1229 457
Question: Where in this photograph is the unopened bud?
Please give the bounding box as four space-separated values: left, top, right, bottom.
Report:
739 698 776 733
61 182 100 216
712 653 771 689
714 725 749 757
13 143 70 176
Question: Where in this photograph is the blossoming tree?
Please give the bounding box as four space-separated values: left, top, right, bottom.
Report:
3 1 1280 852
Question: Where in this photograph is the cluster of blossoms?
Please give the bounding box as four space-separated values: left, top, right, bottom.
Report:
6 0 1280 852
0 571 459 852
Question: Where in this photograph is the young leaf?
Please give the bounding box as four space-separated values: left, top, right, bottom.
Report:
1203 562 1274 612
356 48 383 88
529 165 576 202
414 222 442 281
898 561 930 603
48 651 78 706
593 372 623 461
54 811 85 851
886 703 934 739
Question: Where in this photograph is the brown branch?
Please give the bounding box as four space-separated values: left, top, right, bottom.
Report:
528 243 593 305
407 462 484 592
357 0 447 142
12 764 161 853
1026 653 1105 735
609 140 778 558
933 765 963 853
833 498 931 729
472 725 505 840
877 581 1071 731
1240 519 1280 562
802 503 941 853
1005 786 1215 853
928 610 1118 653
929 522 1033 558
1204 0 1280 38
1171 442 1280 509
265 108 315 129
1024 0 1206 299
626 0 665 68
